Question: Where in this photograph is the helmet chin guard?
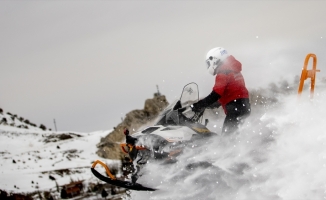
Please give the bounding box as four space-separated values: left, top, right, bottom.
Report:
207 63 217 75
205 47 229 75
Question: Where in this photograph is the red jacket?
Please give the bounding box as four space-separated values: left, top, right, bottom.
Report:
213 55 249 112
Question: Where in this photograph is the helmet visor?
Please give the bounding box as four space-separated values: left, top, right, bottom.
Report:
206 56 213 69
206 60 210 68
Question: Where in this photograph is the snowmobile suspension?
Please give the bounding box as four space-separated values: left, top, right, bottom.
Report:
91 160 116 180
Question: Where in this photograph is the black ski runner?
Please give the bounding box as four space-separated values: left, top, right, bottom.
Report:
91 168 156 191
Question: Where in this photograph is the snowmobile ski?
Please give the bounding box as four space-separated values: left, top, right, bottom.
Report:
91 160 156 191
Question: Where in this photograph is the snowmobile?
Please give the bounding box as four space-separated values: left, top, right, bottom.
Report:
91 82 216 191
128 82 216 161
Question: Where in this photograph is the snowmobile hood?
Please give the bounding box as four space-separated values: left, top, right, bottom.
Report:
217 55 242 73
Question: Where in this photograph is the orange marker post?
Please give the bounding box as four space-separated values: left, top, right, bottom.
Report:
298 54 320 99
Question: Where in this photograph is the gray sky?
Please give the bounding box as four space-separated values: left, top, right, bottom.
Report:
1 1 326 132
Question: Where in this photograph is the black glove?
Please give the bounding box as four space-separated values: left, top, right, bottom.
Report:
191 91 221 113
190 102 202 113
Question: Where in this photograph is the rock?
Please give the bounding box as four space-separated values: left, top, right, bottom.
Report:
96 94 169 160
144 95 168 116
49 175 56 181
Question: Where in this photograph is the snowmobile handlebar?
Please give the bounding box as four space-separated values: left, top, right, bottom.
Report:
179 105 205 123
177 107 187 113
190 107 205 122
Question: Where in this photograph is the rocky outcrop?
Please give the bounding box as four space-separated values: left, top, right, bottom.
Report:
96 94 169 160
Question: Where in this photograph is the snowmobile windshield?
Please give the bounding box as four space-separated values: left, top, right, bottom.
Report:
180 83 199 107
155 83 199 126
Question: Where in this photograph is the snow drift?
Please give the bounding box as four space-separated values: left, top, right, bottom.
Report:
131 80 326 200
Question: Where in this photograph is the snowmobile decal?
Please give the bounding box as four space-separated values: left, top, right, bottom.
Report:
166 136 184 142
185 87 194 95
191 127 211 133
168 149 183 157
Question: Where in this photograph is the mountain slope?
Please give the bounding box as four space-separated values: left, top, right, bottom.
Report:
0 125 119 198
1 77 326 200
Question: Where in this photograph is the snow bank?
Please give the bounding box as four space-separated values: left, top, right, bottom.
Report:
131 82 326 200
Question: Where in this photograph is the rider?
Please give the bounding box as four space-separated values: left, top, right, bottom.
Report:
123 128 150 184
123 128 138 161
191 47 251 134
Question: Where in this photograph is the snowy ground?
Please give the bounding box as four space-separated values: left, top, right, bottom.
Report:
2 80 326 200
131 81 326 200
0 125 118 195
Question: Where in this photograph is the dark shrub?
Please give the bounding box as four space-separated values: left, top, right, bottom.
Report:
1 118 7 123
40 124 47 131
58 134 73 140
101 189 108 198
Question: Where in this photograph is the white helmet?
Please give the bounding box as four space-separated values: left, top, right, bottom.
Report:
205 47 229 75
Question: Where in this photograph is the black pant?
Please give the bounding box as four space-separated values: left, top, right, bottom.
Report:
222 98 251 134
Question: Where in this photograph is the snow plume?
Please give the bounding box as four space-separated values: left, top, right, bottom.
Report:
131 81 326 200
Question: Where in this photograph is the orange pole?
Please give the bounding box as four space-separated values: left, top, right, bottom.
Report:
298 54 320 99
